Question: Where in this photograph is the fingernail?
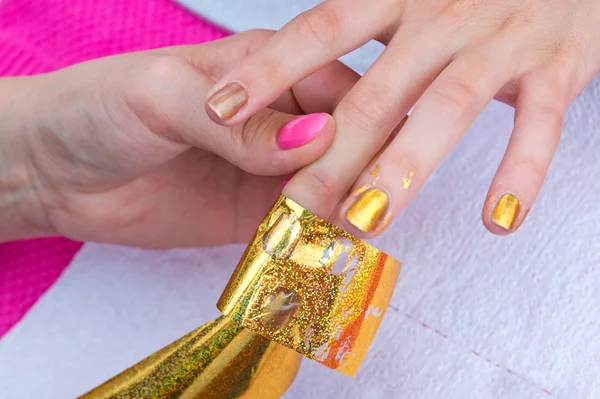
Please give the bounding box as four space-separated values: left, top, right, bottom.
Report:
345 187 390 233
207 82 248 121
278 113 328 150
492 193 521 230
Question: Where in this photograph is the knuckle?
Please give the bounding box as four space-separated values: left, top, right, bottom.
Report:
139 53 190 82
244 29 275 43
340 82 397 132
430 74 481 114
230 109 281 170
302 166 339 200
294 6 343 50
515 155 549 179
541 41 573 63
124 54 195 141
531 104 564 134
251 54 288 88
239 109 280 147
388 149 425 183
463 51 492 73
443 0 477 20
500 8 535 32
436 0 478 32
240 29 277 57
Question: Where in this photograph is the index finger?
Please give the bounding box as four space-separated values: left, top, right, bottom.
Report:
204 0 397 124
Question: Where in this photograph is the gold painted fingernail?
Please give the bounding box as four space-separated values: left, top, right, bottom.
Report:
345 187 389 233
492 193 521 230
207 82 248 121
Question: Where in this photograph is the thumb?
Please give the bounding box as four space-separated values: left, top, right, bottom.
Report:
126 52 336 176
216 109 336 176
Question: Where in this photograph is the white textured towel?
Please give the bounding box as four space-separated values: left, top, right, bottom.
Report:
1 2 600 398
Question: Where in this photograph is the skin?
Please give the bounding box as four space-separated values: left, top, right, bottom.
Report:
0 30 361 248
207 0 600 236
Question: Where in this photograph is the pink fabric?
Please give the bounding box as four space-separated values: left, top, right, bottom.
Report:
0 0 229 338
0 239 83 337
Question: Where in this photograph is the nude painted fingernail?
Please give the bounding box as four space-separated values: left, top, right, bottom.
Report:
345 187 390 233
492 193 521 230
207 82 248 121
278 113 328 150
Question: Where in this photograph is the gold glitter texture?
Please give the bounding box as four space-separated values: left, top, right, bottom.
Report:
218 195 402 376
402 172 414 189
370 165 381 177
80 316 301 399
345 188 390 233
492 193 521 230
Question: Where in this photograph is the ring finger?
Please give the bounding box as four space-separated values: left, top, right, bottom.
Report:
482 68 569 234
337 41 519 237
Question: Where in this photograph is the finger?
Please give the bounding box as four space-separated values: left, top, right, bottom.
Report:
282 23 456 218
326 115 408 220
53 30 282 185
288 60 360 115
126 48 368 179
336 45 517 237
153 29 276 81
125 54 344 176
482 71 567 235
159 29 360 121
161 29 360 115
204 0 397 124
269 60 362 185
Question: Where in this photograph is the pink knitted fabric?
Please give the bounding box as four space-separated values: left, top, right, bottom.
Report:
0 0 229 338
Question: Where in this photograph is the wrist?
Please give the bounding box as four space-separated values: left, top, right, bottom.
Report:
0 76 54 242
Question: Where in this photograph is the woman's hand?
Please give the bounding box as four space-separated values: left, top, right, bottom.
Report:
0 30 359 248
206 0 600 236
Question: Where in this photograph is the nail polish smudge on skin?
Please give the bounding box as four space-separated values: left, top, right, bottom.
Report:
345 187 390 233
485 195 496 217
492 193 521 230
282 174 294 189
370 165 381 178
402 171 414 190
367 165 382 185
351 184 371 197
207 82 248 121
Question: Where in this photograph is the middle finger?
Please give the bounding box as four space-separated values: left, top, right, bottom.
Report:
283 22 457 218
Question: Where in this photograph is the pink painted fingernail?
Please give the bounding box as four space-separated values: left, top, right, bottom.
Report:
278 113 328 150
